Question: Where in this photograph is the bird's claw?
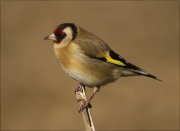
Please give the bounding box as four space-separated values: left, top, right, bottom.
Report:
74 84 84 93
77 98 92 113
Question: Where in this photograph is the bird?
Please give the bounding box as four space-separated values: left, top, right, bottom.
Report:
44 23 161 111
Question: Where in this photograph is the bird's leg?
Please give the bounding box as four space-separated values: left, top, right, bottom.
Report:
74 83 85 93
78 86 100 112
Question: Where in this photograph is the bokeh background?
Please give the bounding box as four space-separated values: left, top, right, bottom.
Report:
1 1 179 130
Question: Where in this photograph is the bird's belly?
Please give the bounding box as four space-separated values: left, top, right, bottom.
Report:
66 69 99 87
60 60 122 87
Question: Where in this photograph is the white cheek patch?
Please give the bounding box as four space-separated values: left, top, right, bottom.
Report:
63 27 73 36
54 26 74 48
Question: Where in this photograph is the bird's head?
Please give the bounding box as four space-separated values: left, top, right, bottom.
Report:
44 23 78 46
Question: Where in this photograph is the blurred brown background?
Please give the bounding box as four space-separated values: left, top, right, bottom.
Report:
1 1 179 131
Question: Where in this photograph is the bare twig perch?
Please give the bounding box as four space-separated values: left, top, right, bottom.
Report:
75 85 95 131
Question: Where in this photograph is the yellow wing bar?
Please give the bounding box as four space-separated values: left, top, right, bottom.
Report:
105 54 126 66
96 52 126 66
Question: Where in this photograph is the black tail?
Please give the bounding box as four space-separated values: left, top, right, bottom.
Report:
136 71 162 81
126 62 161 82
144 73 161 81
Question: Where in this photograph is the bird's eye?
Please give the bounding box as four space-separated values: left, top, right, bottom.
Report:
56 33 66 40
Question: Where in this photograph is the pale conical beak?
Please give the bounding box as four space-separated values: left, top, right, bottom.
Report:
44 33 57 41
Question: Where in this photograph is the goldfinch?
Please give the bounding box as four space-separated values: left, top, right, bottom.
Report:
44 23 161 111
